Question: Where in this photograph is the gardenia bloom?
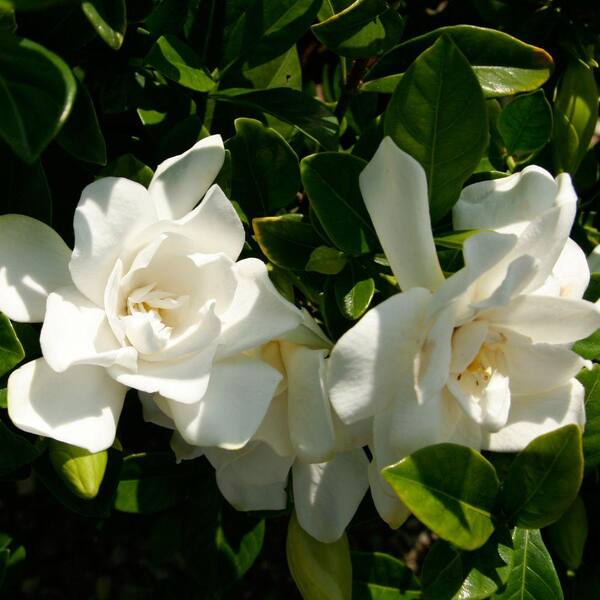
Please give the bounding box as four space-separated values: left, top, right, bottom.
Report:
151 313 370 543
328 137 600 527
0 136 301 453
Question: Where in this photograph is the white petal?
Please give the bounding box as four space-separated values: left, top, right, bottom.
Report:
138 391 175 429
8 359 127 452
41 285 137 372
253 390 294 456
278 308 331 349
368 460 410 529
216 258 303 359
71 177 158 305
482 379 585 452
149 135 225 220
453 166 557 231
359 137 444 292
550 238 590 299
328 288 431 424
170 431 204 462
293 449 369 543
205 443 293 511
483 295 600 344
281 343 335 463
167 354 283 448
450 321 488 374
0 215 71 322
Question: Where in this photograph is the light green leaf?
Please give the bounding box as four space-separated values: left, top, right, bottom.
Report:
351 551 420 599
81 0 126 50
546 496 588 571
242 46 302 90
501 425 583 529
491 528 562 600
577 365 600 470
383 443 499 550
384 35 488 223
0 313 24 378
334 268 375 320
306 246 347 274
573 328 600 361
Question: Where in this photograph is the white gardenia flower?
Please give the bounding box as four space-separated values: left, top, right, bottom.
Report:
0 136 302 453
328 137 600 528
155 313 370 543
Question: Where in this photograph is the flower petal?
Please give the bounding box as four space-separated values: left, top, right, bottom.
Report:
547 238 590 299
450 321 488 374
254 390 294 456
0 214 71 322
149 135 225 220
139 391 175 429
71 177 158 305
328 287 431 424
368 460 410 529
167 354 283 448
8 359 127 452
359 137 444 292
482 379 585 452
293 449 369 543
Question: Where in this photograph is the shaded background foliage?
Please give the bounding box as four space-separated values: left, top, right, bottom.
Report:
0 0 599 598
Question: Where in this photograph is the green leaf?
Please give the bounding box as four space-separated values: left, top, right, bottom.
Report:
98 153 154 186
81 0 126 50
225 117 300 217
56 79 106 165
573 328 600 360
306 246 347 275
366 25 554 98
242 46 302 90
577 365 600 470
146 35 215 92
501 425 583 529
583 273 600 303
351 551 420 599
312 0 404 59
0 34 77 163
546 496 587 571
334 268 375 320
223 0 321 71
382 443 499 550
212 87 338 150
48 440 108 500
552 58 598 175
384 35 488 223
253 214 322 270
422 527 513 600
497 90 552 158
0 420 43 476
217 517 265 583
0 0 77 9
301 152 376 254
286 511 352 600
491 528 562 600
0 8 15 33
0 313 24 378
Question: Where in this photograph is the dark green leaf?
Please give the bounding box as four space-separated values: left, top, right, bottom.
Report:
56 79 107 165
351 551 420 599
99 153 154 186
491 528 562 600
306 246 347 274
366 25 554 98
577 366 600 470
0 34 77 163
0 420 42 476
0 313 24 378
242 46 302 90
497 90 552 158
383 443 499 550
384 35 488 223
312 0 404 59
334 268 375 320
0 0 77 8
226 117 300 217
546 496 587 571
146 35 215 92
213 87 338 150
501 425 583 529
0 8 15 33
301 152 376 254
253 214 321 270
217 517 265 583
583 273 600 303
81 0 126 50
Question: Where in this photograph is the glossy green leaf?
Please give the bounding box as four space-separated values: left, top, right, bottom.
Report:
501 425 583 529
552 58 598 175
146 35 215 92
0 420 42 476
301 152 376 254
242 46 302 90
334 268 375 320
312 0 404 59
48 440 108 500
253 214 322 270
497 90 552 158
573 328 600 361
422 527 513 600
223 0 321 70
0 34 77 163
384 36 488 223
225 118 300 217
213 87 338 150
306 246 347 274
318 0 354 20
56 79 106 165
383 443 499 550
577 365 600 470
546 496 587 571
287 511 352 600
351 551 420 599
81 0 126 50
0 313 24 378
366 25 554 98
99 153 154 187
491 528 562 600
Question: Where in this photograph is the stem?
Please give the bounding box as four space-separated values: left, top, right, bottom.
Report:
334 58 371 121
